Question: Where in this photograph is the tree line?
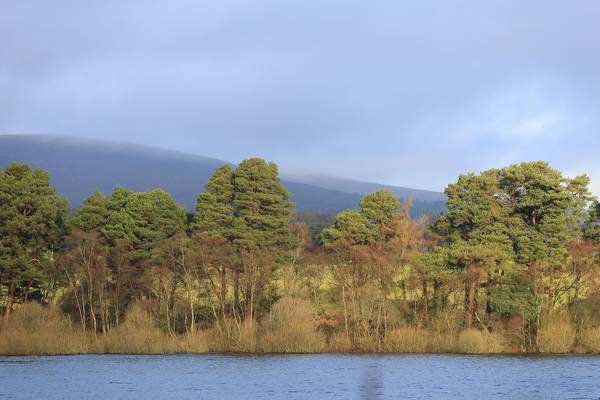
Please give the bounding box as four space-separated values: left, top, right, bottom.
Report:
1 159 600 353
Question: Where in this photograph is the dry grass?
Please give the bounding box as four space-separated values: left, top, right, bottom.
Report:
581 327 600 353
428 331 457 353
208 318 258 352
326 332 353 352
258 297 324 353
384 327 429 353
0 303 89 355
178 330 210 353
537 315 576 353
0 302 211 355
457 328 505 354
99 303 178 354
4 302 592 355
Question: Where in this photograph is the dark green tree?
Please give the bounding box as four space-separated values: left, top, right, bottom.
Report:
0 163 68 325
193 158 294 320
74 191 109 232
231 158 294 250
194 164 234 237
432 169 515 327
101 188 187 259
320 209 377 246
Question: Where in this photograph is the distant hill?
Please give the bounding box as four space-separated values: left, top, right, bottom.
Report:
0 135 446 216
283 173 446 203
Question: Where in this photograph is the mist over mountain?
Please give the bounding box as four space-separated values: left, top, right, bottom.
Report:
0 135 446 216
283 172 446 203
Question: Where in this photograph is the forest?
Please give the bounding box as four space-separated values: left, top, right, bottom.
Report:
1 158 600 355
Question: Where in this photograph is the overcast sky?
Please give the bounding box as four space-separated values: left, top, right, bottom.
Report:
2 1 600 193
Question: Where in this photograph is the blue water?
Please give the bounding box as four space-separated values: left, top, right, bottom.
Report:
1 354 599 399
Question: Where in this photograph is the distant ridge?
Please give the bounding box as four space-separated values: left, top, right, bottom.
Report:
283 173 445 203
0 134 447 216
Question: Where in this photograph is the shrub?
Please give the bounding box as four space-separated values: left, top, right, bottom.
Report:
428 331 457 353
581 327 600 353
236 319 258 352
178 330 210 353
100 303 177 354
326 332 352 352
258 297 323 353
457 328 505 354
384 327 429 353
0 302 88 355
537 315 576 353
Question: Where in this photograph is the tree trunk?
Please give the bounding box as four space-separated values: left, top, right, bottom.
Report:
464 266 479 328
421 279 429 324
3 282 16 328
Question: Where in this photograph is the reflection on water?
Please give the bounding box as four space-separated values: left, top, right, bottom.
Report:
360 362 382 400
1 354 600 400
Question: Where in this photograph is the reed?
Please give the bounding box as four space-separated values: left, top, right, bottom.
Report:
257 297 324 353
457 329 505 354
537 315 576 353
0 303 89 355
581 327 600 353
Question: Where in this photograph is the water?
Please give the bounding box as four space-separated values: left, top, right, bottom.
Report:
1 354 599 399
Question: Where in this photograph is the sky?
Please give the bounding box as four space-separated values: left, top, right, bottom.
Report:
1 1 600 193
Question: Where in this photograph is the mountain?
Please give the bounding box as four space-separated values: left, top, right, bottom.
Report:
283 173 445 202
0 135 446 216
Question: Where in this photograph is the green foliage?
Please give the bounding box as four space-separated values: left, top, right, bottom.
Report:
194 164 234 237
500 162 590 267
74 191 109 231
100 188 187 258
0 163 68 297
194 159 294 251
320 190 406 246
584 200 600 244
2 160 600 355
231 158 294 250
431 162 591 326
360 190 401 226
487 273 537 319
320 209 377 245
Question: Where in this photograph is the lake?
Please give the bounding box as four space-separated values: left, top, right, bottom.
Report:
1 354 599 399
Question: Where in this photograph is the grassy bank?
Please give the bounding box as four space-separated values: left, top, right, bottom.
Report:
2 302 600 356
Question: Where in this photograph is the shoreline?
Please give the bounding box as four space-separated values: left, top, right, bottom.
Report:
2 350 600 357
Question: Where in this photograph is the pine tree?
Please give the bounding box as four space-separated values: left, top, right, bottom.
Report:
0 163 68 324
194 164 234 238
231 158 294 250
74 191 109 232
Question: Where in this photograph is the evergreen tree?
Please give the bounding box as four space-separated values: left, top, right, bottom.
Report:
584 200 600 243
320 209 377 246
360 190 401 226
194 164 234 237
74 191 109 232
231 158 294 250
499 162 590 268
0 163 68 324
101 188 187 259
432 169 516 326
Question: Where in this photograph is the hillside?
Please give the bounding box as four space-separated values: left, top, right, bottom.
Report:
0 135 446 216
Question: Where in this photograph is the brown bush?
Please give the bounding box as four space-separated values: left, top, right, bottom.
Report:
537 314 576 353
326 332 353 352
177 330 210 353
581 327 600 353
100 303 177 354
384 327 429 353
428 331 457 353
258 297 324 353
0 302 89 355
457 328 505 354
208 318 258 352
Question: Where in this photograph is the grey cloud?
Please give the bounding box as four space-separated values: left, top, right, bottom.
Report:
2 0 600 192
